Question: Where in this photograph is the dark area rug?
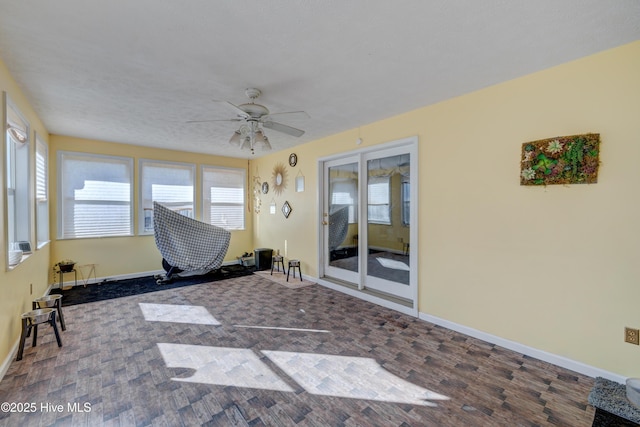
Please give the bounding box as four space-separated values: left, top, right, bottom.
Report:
593 408 640 427
51 264 254 306
589 377 640 427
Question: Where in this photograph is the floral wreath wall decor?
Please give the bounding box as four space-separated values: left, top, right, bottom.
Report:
520 133 600 186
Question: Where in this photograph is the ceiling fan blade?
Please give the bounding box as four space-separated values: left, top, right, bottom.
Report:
186 118 242 124
223 101 250 119
262 120 305 137
263 110 310 121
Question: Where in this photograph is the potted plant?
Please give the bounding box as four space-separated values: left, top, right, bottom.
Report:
55 259 76 272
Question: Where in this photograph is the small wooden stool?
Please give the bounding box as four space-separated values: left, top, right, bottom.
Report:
17 308 62 361
33 294 66 331
271 255 285 275
287 259 302 282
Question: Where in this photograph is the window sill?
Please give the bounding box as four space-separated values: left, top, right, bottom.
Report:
8 252 31 271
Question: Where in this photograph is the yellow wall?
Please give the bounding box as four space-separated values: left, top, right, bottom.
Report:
48 135 253 281
420 41 640 377
0 60 52 367
2 41 639 379
252 41 640 377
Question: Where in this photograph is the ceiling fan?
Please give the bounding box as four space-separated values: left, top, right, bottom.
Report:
188 88 308 154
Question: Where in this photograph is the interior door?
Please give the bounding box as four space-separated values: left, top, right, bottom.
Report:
322 156 360 285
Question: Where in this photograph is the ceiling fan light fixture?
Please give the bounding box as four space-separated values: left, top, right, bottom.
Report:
254 129 266 143
261 134 271 151
240 135 251 151
229 130 241 146
196 88 306 154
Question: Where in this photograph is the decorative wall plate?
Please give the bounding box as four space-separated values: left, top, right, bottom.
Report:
289 153 298 167
282 201 292 218
271 162 288 195
262 181 269 194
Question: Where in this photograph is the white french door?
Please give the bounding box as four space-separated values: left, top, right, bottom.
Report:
320 138 417 303
322 155 360 284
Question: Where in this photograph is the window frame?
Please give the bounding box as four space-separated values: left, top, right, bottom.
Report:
138 159 196 235
367 175 391 225
4 93 32 268
35 132 49 248
201 165 246 231
57 151 134 240
401 178 410 227
330 177 358 224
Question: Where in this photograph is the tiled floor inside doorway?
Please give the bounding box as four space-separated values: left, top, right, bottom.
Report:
0 273 595 426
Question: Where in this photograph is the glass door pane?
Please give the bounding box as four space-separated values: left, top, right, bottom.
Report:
365 152 412 299
323 158 360 284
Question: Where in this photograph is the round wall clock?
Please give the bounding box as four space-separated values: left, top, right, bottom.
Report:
289 153 298 167
261 182 269 194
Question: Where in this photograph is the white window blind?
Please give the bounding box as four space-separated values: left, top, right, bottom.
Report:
35 134 49 247
35 139 47 201
330 179 358 223
5 97 31 262
202 166 245 230
58 152 133 239
140 160 195 233
401 179 410 227
367 176 390 224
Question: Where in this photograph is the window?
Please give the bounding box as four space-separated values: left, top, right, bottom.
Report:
139 160 195 234
330 179 358 223
401 178 410 227
4 94 31 266
35 133 49 248
202 166 245 230
367 175 391 224
58 152 133 239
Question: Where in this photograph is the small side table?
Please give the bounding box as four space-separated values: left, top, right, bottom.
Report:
271 255 285 275
58 269 77 290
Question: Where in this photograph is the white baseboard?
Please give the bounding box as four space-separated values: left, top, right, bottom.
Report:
52 260 240 289
419 312 627 384
52 269 165 289
0 340 19 383
316 277 418 317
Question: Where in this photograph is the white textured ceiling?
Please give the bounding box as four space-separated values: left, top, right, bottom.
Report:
1 1 639 158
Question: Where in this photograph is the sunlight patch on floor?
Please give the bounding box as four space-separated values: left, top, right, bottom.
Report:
157 343 295 392
139 303 221 325
263 350 449 406
157 343 448 406
376 257 411 271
